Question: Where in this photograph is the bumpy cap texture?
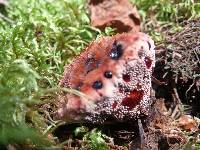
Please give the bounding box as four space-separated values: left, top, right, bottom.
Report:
58 32 155 122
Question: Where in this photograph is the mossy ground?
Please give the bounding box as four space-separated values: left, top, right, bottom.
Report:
0 0 199 149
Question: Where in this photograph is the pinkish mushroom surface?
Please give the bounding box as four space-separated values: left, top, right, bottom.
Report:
58 32 155 123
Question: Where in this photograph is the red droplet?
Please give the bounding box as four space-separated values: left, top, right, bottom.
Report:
121 89 144 110
136 83 142 89
123 74 131 82
119 88 123 93
144 57 152 69
112 101 118 109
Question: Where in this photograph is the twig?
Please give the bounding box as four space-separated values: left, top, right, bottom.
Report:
138 119 146 150
171 88 183 119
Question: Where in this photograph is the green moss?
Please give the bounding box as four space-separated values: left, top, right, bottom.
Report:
0 0 102 87
130 0 200 42
0 0 103 148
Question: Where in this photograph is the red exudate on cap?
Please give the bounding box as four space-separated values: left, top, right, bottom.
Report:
58 32 155 123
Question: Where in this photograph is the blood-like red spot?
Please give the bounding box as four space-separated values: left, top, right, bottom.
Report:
112 101 118 109
119 88 123 93
136 83 142 89
144 57 152 69
122 74 131 82
121 89 143 110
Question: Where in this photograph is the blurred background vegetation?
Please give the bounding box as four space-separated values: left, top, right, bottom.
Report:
0 0 199 149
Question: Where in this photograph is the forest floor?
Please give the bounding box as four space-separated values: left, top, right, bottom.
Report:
0 0 200 150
